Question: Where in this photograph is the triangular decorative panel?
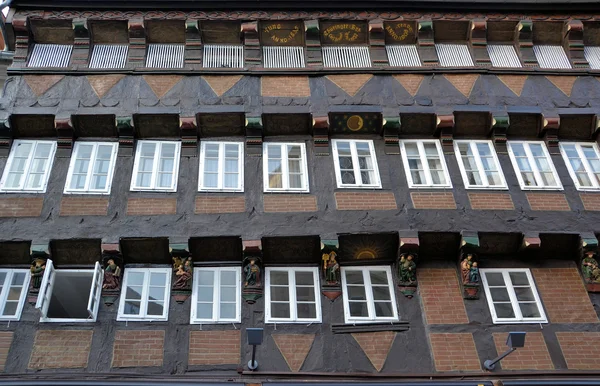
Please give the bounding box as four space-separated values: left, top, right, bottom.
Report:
546 76 577 97
497 75 527 96
444 74 479 98
87 75 125 98
393 74 424 96
202 75 243 97
142 75 183 99
273 334 315 372
352 331 396 372
24 75 65 97
326 74 373 96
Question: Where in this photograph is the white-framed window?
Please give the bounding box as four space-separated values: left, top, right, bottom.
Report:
507 141 562 190
480 268 547 324
400 139 452 188
341 266 398 323
263 143 309 192
199 142 244 192
35 259 103 323
331 139 381 189
130 141 181 192
117 268 171 321
559 142 600 191
265 267 321 323
0 269 30 321
454 140 507 189
64 142 118 194
0 140 57 193
191 267 241 324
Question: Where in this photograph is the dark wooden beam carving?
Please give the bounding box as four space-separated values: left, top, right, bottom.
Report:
185 19 202 68
242 21 260 68
116 116 134 156
369 19 387 67
518 20 537 67
436 113 454 154
305 20 322 67
55 116 74 157
72 18 90 67
417 20 437 66
471 20 491 67
542 113 560 155
313 115 329 156
492 112 510 154
180 116 198 157
245 115 263 157
127 18 146 68
383 116 400 155
242 239 262 304
0 118 11 157
567 20 588 69
12 15 30 68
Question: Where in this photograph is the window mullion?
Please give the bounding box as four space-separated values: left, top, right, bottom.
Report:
150 143 160 190
213 269 220 322
217 143 224 190
471 142 489 188
352 142 362 185
141 271 150 318
21 142 36 190
289 270 297 321
418 142 433 186
504 271 523 320
84 144 98 192
0 271 11 314
364 269 376 320
281 145 290 190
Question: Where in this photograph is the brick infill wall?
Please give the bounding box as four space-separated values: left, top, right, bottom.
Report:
264 194 317 212
411 192 456 209
29 330 93 369
189 330 240 366
0 197 43 217
468 192 514 210
557 332 600 370
492 332 554 370
60 196 109 216
429 333 480 371
526 193 570 211
335 192 397 210
418 268 469 324
195 195 245 213
127 197 177 215
112 330 164 368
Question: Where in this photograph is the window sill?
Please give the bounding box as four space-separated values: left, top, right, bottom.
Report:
332 321 409 334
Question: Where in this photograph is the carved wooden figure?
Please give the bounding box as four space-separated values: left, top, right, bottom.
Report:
582 251 600 292
460 252 481 299
397 253 418 298
242 256 263 303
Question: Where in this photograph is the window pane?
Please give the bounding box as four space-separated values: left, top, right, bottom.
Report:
7 287 21 301
347 285 366 300
149 287 165 301
270 287 289 301
220 271 236 286
349 302 368 317
489 287 510 301
147 301 164 316
127 272 145 286
150 273 167 286
345 271 364 285
297 303 316 319
270 271 289 285
220 303 236 319
296 286 315 301
369 271 388 285
372 286 391 301
374 302 394 317
220 286 236 302
197 303 213 319
514 287 535 301
295 272 314 286
494 303 516 318
519 302 541 318
125 286 143 300
271 302 290 318
11 272 25 285
2 302 17 316
124 300 141 315
484 272 505 286
198 270 214 285
197 287 213 302
509 272 529 286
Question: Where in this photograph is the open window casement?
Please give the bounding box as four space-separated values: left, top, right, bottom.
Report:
35 259 103 322
87 262 103 319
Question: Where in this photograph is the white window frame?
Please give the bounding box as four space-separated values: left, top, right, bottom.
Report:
507 141 563 190
117 267 171 322
265 267 321 324
0 140 57 193
400 139 452 188
262 142 310 193
130 140 181 192
198 141 244 192
190 266 241 324
341 266 398 324
0 269 31 321
480 268 547 324
331 139 382 189
453 140 508 190
559 142 600 191
35 260 103 323
64 141 119 195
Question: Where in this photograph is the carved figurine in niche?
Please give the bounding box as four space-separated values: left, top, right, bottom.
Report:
322 251 340 285
582 251 600 283
30 258 46 290
172 256 193 291
243 256 262 288
398 253 417 284
469 261 480 283
102 258 122 290
461 253 475 284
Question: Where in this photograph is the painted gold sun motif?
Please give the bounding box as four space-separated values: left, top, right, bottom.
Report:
347 115 364 131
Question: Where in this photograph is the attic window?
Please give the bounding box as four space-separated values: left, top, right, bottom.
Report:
263 47 305 68
435 44 474 67
203 45 244 68
323 46 371 68
89 45 128 69
533 45 572 69
487 45 522 68
584 46 600 70
146 44 185 68
386 45 421 67
28 44 72 67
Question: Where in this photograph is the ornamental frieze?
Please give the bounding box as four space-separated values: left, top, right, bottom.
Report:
13 10 600 21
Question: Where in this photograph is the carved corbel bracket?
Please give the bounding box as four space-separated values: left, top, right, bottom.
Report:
369 19 388 67
0 118 11 157
459 231 480 299
491 112 510 154
567 20 588 69
436 113 454 154
242 240 263 304
305 20 322 67
101 245 123 306
313 115 330 156
580 234 600 292
521 232 541 251
242 21 260 67
383 116 400 155
398 232 419 298
180 116 198 157
471 20 491 67
542 114 560 155
185 19 202 68
245 115 263 157
72 18 90 67
116 116 135 156
55 116 74 157
320 239 341 301
417 20 438 66
170 243 192 304
12 16 30 67
127 18 146 68
518 21 537 67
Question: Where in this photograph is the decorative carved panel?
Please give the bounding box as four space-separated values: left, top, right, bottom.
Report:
0 241 31 266
189 236 243 262
399 113 436 137
262 236 321 265
384 21 417 44
10 115 56 138
90 20 128 44
476 232 523 255
559 114 596 140
338 232 399 263
454 112 491 138
263 114 311 136
329 112 382 135
198 113 245 137
49 239 102 267
320 21 368 45
200 21 241 44
146 20 185 44
487 21 519 43
433 20 470 42
260 21 304 46
134 114 180 138
533 21 566 45
120 237 171 265
418 232 461 260
73 115 118 138
31 19 74 44
507 113 542 139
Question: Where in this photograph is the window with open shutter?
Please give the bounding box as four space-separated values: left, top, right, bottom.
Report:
35 259 55 318
87 262 104 319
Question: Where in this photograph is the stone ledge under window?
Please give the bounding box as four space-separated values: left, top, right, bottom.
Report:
331 321 409 334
